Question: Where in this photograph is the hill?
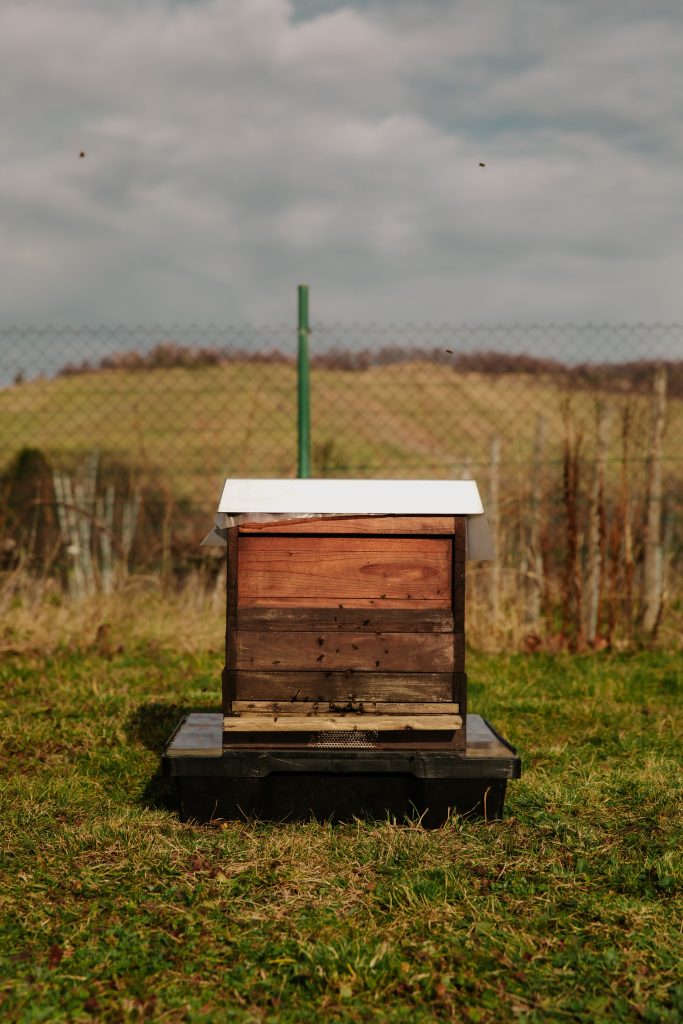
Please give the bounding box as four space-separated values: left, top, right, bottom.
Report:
2 359 681 507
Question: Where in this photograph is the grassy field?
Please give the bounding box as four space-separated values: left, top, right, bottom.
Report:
2 360 682 500
3 359 682 647
1 596 681 1022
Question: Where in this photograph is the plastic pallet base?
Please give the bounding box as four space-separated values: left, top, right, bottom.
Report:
162 713 521 826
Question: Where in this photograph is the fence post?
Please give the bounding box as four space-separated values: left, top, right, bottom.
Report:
489 436 501 634
642 365 667 634
586 402 609 644
297 284 311 478
524 414 546 628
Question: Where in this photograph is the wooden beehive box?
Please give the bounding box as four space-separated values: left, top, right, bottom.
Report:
205 480 492 751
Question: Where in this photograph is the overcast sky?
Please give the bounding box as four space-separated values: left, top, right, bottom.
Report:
2 0 683 335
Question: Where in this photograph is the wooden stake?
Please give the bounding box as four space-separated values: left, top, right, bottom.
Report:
642 366 667 635
586 402 608 644
525 414 546 627
489 436 501 632
562 404 584 650
97 484 115 595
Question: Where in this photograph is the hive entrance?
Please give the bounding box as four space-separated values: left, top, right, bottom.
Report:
307 730 379 749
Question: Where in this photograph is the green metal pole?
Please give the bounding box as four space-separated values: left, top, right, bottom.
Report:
297 284 311 478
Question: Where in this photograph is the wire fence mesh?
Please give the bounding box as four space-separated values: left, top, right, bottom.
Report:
1 322 681 648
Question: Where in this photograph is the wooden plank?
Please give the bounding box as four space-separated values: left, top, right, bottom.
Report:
451 522 466 716
234 630 456 673
452 564 465 611
238 536 451 607
239 515 456 535
452 565 465 637
232 700 460 715
223 527 239 714
453 671 468 725
237 607 454 633
247 596 449 609
453 515 466 562
234 670 453 702
223 713 462 732
452 633 464 673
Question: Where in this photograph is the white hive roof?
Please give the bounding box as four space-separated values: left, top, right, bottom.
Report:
217 478 485 516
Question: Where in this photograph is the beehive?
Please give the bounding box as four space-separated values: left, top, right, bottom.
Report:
204 479 493 751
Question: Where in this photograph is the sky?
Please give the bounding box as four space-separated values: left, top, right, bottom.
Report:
2 0 683 338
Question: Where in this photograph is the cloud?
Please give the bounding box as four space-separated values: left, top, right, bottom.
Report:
0 0 682 340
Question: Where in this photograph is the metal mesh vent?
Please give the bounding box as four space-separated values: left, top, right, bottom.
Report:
307 730 379 749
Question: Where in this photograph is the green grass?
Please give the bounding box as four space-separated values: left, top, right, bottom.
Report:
1 646 681 1022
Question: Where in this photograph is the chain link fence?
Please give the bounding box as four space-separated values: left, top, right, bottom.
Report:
1 323 681 648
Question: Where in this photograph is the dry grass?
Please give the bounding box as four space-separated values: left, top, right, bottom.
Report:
2 561 681 662
0 568 226 659
4 358 682 652
3 360 682 497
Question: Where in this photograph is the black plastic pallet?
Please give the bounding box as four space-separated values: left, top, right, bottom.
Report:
162 713 521 826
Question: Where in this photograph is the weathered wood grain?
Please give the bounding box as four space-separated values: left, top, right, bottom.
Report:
451 521 467 712
234 630 457 673
222 526 239 713
231 700 460 715
239 515 456 535
237 536 451 607
234 670 454 702
452 671 468 724
452 563 465 609
453 515 466 562
236 607 454 633
243 596 450 609
223 713 462 732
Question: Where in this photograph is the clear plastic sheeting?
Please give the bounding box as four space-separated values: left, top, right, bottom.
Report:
201 512 345 547
201 509 494 560
466 513 495 561
202 478 494 559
